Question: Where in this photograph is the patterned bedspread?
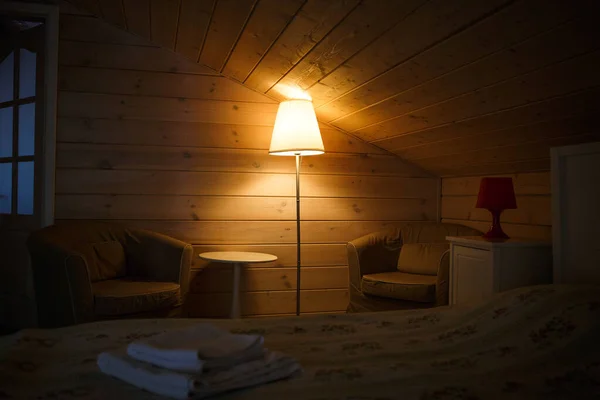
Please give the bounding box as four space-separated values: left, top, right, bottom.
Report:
1 284 599 399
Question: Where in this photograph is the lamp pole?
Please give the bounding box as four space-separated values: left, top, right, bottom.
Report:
268 99 324 317
295 153 301 316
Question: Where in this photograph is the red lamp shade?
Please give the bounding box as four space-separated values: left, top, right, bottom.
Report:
476 177 517 240
476 177 517 210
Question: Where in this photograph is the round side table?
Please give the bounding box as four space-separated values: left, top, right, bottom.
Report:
198 251 277 318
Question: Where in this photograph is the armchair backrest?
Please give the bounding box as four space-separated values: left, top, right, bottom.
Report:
397 222 482 245
28 221 192 286
397 243 450 275
395 222 482 276
28 221 136 282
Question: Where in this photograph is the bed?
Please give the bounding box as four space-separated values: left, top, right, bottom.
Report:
1 284 599 399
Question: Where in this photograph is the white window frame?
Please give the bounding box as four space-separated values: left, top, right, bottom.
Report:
0 1 58 227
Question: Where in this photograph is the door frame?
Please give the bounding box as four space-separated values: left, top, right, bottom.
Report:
0 1 58 227
551 141 600 284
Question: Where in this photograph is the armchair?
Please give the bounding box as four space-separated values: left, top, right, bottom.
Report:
27 221 193 327
347 222 481 312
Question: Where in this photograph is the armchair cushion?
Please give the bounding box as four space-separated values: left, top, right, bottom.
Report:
89 241 127 282
362 272 436 303
397 243 449 276
92 279 180 316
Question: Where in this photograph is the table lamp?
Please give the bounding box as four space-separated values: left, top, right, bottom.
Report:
269 99 324 316
476 177 517 240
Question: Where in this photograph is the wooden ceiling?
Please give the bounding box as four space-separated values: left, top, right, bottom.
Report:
65 0 600 176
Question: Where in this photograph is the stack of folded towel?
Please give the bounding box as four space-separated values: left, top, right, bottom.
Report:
97 323 301 399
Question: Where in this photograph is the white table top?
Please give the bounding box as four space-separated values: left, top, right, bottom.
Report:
446 236 551 248
198 251 278 264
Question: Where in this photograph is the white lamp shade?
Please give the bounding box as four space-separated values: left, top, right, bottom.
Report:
269 99 325 156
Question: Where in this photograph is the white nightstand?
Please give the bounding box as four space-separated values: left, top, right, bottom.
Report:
446 236 552 305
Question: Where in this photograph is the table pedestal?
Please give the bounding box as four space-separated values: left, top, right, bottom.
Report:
197 252 278 319
231 262 242 318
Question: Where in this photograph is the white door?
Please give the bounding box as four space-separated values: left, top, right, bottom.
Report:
552 141 600 284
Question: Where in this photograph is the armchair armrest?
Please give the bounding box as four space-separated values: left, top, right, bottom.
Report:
346 230 403 291
436 249 451 306
124 229 193 299
27 237 95 328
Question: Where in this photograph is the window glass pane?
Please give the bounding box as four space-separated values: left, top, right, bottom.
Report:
0 162 11 214
0 107 12 158
17 161 34 215
19 49 37 99
0 52 14 103
18 103 35 156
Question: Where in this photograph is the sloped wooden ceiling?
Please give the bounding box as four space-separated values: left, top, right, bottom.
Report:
66 0 600 176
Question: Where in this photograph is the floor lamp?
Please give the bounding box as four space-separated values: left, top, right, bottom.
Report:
269 99 324 316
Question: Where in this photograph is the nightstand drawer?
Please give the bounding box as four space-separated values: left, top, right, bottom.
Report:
451 245 494 305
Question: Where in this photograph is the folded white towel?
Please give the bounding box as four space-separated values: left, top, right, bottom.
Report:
98 350 193 399
98 349 301 400
126 324 264 372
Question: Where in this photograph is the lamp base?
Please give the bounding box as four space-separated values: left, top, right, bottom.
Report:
482 209 510 240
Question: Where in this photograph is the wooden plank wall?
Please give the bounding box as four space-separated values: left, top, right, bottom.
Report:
441 172 551 241
55 8 439 317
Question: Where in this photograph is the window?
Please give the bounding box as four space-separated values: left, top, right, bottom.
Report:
0 19 42 217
